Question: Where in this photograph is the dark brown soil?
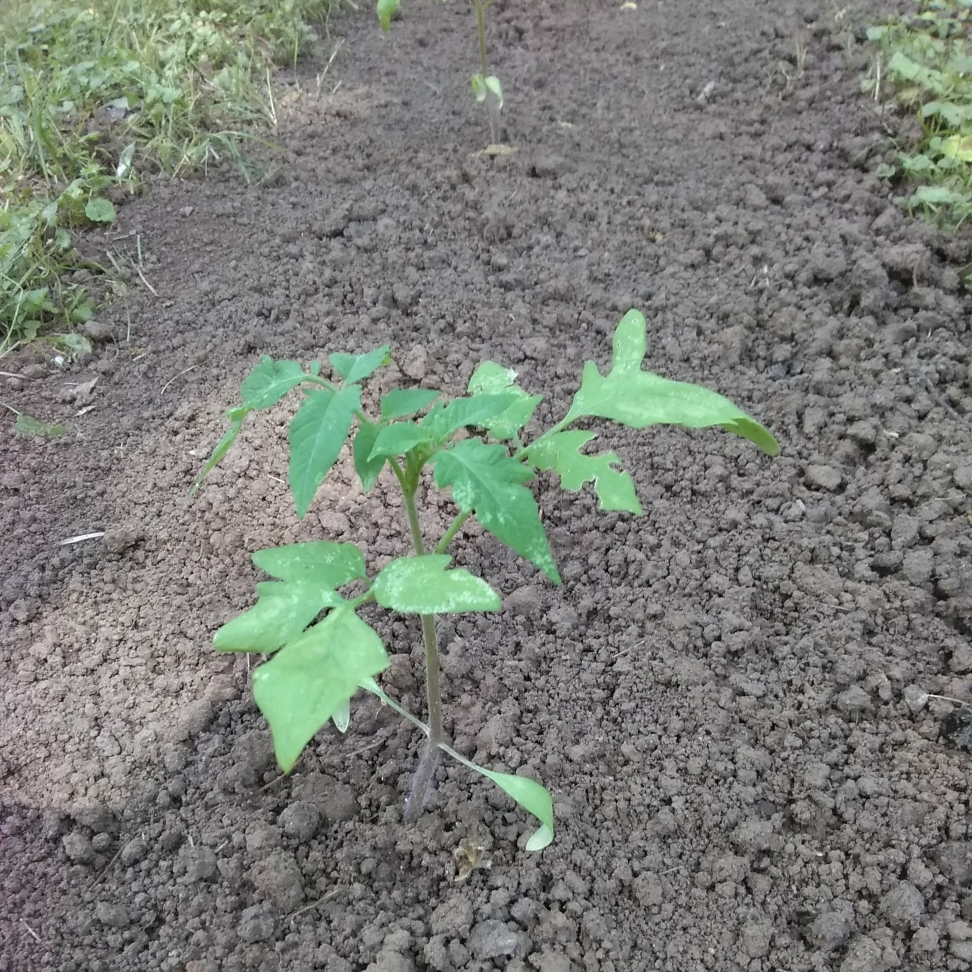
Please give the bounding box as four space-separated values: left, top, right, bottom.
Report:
4 1 972 970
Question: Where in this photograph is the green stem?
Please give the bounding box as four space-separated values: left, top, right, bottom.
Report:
435 509 472 554
472 0 499 144
400 470 444 820
475 0 488 77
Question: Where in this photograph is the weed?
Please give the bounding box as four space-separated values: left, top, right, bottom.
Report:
0 0 339 353
378 0 504 145
195 310 779 850
865 0 972 227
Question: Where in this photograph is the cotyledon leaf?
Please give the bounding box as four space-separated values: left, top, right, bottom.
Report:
372 555 501 614
443 743 554 851
565 309 779 456
191 406 250 494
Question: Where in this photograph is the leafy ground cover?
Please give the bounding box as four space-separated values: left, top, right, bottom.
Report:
866 0 972 226
0 0 337 355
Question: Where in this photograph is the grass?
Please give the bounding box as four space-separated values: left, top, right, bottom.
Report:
865 0 972 227
0 0 340 356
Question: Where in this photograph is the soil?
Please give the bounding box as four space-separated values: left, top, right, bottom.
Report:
4 1 972 970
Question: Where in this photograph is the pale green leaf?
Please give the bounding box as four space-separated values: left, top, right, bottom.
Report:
527 430 642 514
191 406 250 494
252 541 367 587
353 420 386 491
484 75 503 110
471 73 487 102
13 412 66 438
565 310 779 456
329 345 391 384
253 607 389 772
467 361 542 440
420 393 520 442
372 554 501 614
369 421 433 460
331 698 351 733
377 0 400 31
241 357 307 409
447 746 553 851
380 388 441 421
84 197 115 223
433 439 559 583
289 386 361 518
214 581 342 654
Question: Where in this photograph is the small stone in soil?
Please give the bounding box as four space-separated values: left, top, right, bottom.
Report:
249 849 305 911
238 905 276 943
279 801 320 842
805 464 842 491
467 919 521 960
62 832 94 863
506 585 542 618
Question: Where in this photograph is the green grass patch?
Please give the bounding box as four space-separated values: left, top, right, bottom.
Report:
866 0 972 227
0 0 339 355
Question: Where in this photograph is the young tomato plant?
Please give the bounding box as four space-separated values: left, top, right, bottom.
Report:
195 310 779 851
378 0 504 145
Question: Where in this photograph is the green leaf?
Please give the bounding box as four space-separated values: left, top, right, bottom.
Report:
214 581 342 654
484 75 504 110
241 357 307 409
449 748 553 851
331 697 351 734
353 420 386 491
468 362 542 440
116 142 136 179
13 412 66 438
527 431 642 514
433 439 559 583
377 0 401 31
380 388 441 421
329 345 391 384
565 310 779 456
289 386 361 518
372 555 501 614
420 393 520 442
84 197 116 223
369 421 433 460
252 541 367 587
190 406 250 494
253 607 389 772
471 73 487 102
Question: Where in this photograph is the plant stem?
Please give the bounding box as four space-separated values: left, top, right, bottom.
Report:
473 0 499 144
401 476 444 821
435 509 472 554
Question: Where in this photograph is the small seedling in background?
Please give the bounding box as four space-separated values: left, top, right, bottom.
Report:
2 402 66 438
378 0 504 145
195 310 779 850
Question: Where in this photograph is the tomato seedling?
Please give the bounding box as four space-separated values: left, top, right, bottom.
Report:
195 310 779 850
378 0 504 145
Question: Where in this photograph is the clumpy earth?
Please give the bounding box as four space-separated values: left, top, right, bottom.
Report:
4 0 972 969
